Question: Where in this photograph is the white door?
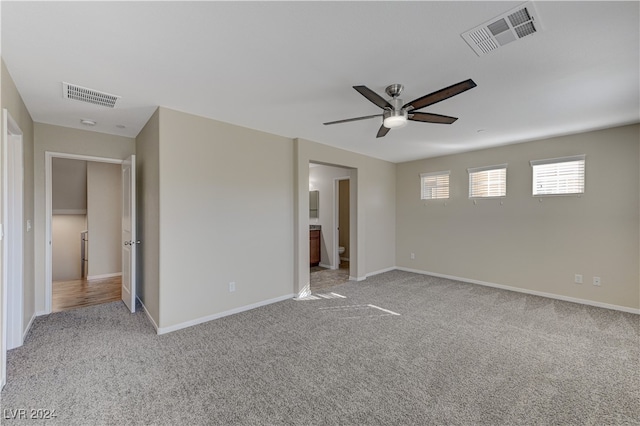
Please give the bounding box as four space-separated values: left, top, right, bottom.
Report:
121 155 136 312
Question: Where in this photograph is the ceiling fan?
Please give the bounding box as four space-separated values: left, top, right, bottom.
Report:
323 79 477 138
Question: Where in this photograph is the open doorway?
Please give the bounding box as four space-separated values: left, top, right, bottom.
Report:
336 178 350 271
308 163 352 293
50 158 122 312
45 152 136 315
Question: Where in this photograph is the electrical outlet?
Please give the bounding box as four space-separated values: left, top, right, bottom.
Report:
229 282 236 292
593 277 601 286
574 274 583 284
410 253 415 260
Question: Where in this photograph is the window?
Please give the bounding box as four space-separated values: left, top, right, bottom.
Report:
468 164 507 198
420 171 450 200
530 155 585 196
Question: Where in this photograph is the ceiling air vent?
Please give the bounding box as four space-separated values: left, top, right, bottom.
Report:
62 82 120 108
461 2 542 57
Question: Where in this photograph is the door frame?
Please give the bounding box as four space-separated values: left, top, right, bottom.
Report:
1 110 24 388
44 152 123 314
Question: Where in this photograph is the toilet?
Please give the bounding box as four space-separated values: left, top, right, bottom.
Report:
338 246 345 255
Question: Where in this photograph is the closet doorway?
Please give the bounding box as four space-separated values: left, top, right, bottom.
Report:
50 158 122 312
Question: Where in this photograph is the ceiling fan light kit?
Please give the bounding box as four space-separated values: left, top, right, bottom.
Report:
383 110 408 129
324 79 477 138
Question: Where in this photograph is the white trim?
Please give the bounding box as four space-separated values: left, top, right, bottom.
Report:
46 151 124 164
87 272 122 281
2 110 25 389
52 209 87 215
365 266 396 278
397 267 640 315
419 170 451 178
136 296 159 333
157 294 294 335
530 154 585 167
340 257 350 262
318 263 332 270
2 110 24 356
467 163 508 174
22 313 36 342
35 311 47 317
45 151 125 314
350 275 366 282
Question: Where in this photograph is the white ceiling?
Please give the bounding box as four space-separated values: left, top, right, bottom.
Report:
2 1 638 163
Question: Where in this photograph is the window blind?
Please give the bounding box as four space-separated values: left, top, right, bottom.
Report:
420 171 450 200
530 155 585 196
468 164 507 198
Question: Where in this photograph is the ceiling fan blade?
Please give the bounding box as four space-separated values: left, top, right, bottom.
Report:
376 125 390 138
353 86 392 110
323 114 383 125
403 79 477 111
409 112 458 124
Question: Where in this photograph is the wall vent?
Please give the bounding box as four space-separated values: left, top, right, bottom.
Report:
461 2 542 57
62 82 120 108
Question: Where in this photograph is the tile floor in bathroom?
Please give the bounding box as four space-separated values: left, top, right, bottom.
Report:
310 261 350 293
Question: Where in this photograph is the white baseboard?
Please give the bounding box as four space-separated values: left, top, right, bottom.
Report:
366 266 396 278
35 310 48 317
318 263 332 269
341 257 350 262
87 272 122 280
350 275 366 282
397 267 640 315
136 296 159 333
157 293 294 335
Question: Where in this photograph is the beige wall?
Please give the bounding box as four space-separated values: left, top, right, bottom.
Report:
87 162 121 278
135 108 160 326
396 124 640 310
157 107 294 329
34 123 135 313
309 164 353 268
294 138 397 296
363 155 397 274
1 59 35 365
52 215 86 281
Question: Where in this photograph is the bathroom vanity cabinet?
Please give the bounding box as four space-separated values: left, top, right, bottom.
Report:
310 230 321 266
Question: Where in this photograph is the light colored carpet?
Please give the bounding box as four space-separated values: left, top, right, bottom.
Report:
2 270 639 425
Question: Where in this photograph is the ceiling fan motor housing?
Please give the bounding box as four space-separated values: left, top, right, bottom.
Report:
383 98 408 128
385 84 404 98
